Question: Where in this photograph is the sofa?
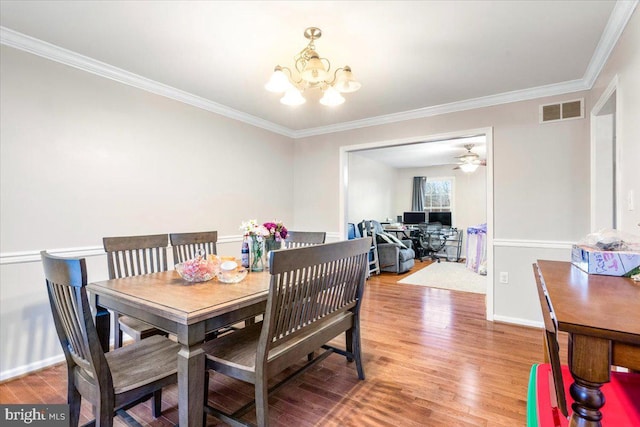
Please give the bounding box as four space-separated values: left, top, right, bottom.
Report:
356 220 415 274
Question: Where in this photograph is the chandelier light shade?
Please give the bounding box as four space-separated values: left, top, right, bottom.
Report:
281 87 306 106
320 86 345 106
265 27 361 106
459 163 479 173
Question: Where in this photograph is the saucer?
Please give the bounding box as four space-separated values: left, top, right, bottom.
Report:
216 268 248 284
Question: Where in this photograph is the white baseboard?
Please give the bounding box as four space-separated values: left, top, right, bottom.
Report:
0 354 65 382
0 335 132 382
492 314 543 329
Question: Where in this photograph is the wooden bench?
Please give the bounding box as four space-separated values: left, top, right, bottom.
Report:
202 237 371 427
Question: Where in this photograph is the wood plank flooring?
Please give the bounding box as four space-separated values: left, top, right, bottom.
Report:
0 261 561 426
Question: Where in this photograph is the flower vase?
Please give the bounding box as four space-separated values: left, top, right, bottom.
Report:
250 236 265 272
264 237 282 269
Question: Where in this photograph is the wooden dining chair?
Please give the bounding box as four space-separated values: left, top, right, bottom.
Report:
282 230 326 248
41 251 180 427
170 230 218 263
529 265 640 426
202 237 371 427
102 234 170 350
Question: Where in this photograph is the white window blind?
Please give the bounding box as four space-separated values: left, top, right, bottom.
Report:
424 177 453 212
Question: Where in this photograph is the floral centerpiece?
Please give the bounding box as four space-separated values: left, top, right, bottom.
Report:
263 220 288 252
263 221 288 240
240 219 270 271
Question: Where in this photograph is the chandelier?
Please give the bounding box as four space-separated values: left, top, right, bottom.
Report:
265 27 361 106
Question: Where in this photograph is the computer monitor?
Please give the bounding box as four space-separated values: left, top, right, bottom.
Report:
403 211 426 225
428 211 452 227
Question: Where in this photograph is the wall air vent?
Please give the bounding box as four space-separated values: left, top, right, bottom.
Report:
540 99 584 123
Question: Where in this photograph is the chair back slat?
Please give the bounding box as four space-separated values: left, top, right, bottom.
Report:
283 231 326 249
170 231 218 263
103 234 169 279
41 252 111 387
262 238 370 354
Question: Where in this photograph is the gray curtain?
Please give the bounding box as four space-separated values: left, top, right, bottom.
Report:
411 176 426 211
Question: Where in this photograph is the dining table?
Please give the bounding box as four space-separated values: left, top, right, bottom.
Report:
534 260 640 426
87 269 271 427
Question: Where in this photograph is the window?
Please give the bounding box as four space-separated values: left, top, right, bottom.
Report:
424 177 453 212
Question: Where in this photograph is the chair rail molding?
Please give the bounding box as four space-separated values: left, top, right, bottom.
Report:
1 234 248 265
0 233 348 265
0 246 106 265
492 239 574 250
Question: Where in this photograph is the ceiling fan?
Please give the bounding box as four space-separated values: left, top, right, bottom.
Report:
453 144 486 172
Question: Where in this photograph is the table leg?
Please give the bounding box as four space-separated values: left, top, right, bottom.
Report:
177 322 206 427
90 295 111 353
568 334 611 427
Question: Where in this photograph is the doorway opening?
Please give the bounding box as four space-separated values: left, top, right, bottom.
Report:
591 76 619 231
339 127 494 320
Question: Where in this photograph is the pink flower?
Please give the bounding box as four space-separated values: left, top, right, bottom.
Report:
262 221 288 240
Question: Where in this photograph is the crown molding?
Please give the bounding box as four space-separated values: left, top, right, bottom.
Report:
285 0 638 139
291 79 589 138
2 0 636 140
0 26 295 138
582 0 638 87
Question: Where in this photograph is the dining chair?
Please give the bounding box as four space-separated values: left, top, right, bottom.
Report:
103 234 170 350
170 230 218 263
202 237 371 427
282 230 326 248
41 251 180 427
529 265 640 426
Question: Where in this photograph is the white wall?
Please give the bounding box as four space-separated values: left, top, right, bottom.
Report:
0 46 294 379
346 153 397 223
593 113 615 230
292 7 639 323
293 95 590 324
587 8 640 236
1 7 638 382
394 165 487 232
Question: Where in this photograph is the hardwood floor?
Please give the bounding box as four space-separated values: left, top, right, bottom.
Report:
0 262 559 426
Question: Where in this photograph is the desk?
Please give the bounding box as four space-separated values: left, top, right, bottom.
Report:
534 260 640 426
87 270 270 427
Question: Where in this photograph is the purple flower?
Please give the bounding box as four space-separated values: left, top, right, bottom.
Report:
262 221 287 240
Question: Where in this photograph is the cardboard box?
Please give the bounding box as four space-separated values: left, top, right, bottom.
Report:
571 244 640 277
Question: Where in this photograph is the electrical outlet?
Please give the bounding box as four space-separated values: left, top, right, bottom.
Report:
499 272 509 284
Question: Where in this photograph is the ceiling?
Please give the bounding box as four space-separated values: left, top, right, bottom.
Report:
352 135 486 169
0 1 634 138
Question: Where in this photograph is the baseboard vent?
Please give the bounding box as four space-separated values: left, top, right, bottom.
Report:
540 99 584 123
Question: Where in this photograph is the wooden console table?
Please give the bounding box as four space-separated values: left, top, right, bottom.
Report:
534 260 640 426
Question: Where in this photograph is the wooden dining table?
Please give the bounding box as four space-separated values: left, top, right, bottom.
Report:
87 269 271 427
534 260 640 426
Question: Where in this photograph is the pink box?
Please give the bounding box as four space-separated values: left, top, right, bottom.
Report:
571 244 640 277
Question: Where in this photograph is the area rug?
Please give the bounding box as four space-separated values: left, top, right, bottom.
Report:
398 261 486 294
